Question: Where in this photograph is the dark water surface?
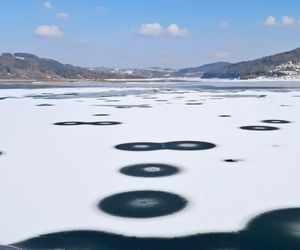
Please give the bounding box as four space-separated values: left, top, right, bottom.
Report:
11 208 300 250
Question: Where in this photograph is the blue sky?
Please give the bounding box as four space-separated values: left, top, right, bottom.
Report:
1 0 300 68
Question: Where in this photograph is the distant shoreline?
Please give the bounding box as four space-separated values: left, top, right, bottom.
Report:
1 77 300 84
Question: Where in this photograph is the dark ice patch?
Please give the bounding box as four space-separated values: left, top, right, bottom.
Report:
115 141 216 152
54 121 122 126
98 191 187 218
36 104 54 107
120 164 180 178
12 208 300 250
93 114 110 117
240 126 280 131
261 120 291 124
224 159 242 163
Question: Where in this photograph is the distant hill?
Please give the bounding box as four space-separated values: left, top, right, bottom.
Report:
0 53 123 80
2 48 300 81
175 62 231 77
203 48 300 79
90 67 177 78
91 63 231 79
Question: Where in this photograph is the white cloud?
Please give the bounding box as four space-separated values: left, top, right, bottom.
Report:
166 24 190 37
97 6 107 14
137 23 189 38
215 51 231 60
56 12 70 20
264 16 277 26
137 23 164 36
219 21 229 29
35 25 63 38
264 15 300 27
44 1 53 9
282 16 295 26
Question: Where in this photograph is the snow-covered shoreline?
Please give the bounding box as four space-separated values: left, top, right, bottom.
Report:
1 76 300 85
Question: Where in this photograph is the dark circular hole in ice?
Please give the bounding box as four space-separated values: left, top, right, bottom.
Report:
115 106 132 109
120 164 180 178
54 121 121 126
261 120 291 124
240 126 280 131
165 141 216 151
224 159 242 163
115 142 162 151
54 121 85 126
245 208 300 249
93 114 110 117
114 105 151 109
36 104 54 107
105 100 120 102
98 191 187 218
89 121 122 126
186 102 203 105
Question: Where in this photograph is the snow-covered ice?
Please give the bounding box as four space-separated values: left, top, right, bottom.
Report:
0 82 299 244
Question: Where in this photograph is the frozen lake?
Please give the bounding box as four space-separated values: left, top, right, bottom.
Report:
0 81 300 249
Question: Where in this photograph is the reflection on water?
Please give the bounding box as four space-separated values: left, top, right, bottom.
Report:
11 208 300 250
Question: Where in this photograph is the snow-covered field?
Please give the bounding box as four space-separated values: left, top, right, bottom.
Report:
0 83 300 245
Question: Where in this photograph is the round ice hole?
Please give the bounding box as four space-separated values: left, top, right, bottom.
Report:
54 121 85 126
98 191 187 218
240 126 280 131
115 143 162 151
224 159 242 163
120 164 180 177
261 120 291 124
90 121 122 126
165 141 216 151
93 114 110 117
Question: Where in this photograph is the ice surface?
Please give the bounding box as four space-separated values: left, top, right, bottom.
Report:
0 83 299 244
